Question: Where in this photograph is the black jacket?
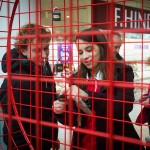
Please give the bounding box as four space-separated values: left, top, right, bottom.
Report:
0 48 58 150
55 64 145 150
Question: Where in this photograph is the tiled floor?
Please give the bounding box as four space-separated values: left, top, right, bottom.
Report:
130 104 149 141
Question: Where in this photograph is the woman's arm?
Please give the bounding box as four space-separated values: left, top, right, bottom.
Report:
54 100 79 126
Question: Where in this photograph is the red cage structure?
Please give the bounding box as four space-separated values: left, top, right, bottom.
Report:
0 0 150 150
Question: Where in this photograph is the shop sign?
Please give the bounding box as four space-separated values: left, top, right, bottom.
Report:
115 5 150 29
57 43 73 63
93 3 150 30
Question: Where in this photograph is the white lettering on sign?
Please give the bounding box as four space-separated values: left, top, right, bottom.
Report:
134 45 149 49
125 10 133 28
61 45 70 61
115 8 121 27
115 7 150 29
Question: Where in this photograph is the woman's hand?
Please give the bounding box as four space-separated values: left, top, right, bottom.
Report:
141 98 150 107
53 100 66 114
62 85 88 101
139 95 150 107
53 139 60 150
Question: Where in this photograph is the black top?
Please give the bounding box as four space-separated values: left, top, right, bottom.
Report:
0 48 58 149
55 63 145 150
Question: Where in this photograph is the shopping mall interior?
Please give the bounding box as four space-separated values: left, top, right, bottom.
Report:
0 0 150 149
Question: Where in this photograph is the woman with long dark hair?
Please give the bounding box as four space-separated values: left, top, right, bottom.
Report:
54 28 145 150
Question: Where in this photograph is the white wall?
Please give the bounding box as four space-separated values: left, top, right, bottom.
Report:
0 0 36 85
120 39 150 61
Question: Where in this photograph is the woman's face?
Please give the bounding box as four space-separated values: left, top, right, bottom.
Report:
76 39 100 72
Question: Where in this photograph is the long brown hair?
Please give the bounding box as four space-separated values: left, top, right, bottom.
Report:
73 28 111 90
75 27 109 80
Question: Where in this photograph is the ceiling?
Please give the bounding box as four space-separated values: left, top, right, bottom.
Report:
41 0 150 34
41 0 91 33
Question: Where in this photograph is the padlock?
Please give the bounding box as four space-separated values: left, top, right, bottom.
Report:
52 7 61 21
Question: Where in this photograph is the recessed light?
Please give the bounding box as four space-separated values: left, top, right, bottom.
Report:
66 15 70 18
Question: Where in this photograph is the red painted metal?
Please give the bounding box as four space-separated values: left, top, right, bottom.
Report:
0 0 149 149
